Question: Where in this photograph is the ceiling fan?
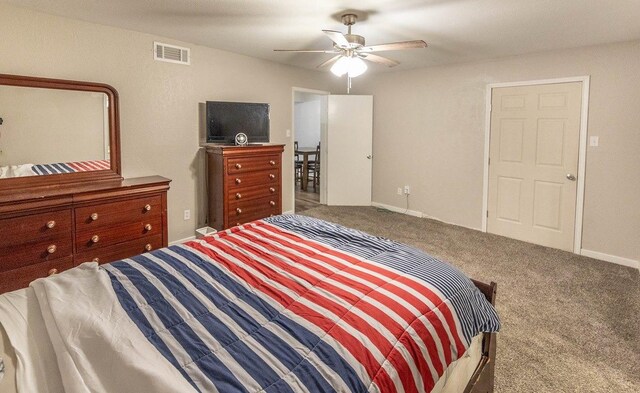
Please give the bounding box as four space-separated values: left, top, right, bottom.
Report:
274 13 428 78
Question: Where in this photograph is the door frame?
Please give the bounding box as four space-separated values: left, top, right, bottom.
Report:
481 76 590 254
291 87 330 212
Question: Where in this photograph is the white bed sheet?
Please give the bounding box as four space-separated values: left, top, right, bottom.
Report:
0 264 485 393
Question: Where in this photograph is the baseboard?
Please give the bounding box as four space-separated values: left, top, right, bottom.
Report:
371 202 423 218
371 201 483 232
283 210 294 215
580 249 639 270
420 213 482 232
169 235 196 246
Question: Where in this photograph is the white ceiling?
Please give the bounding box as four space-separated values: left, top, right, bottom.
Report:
5 0 640 73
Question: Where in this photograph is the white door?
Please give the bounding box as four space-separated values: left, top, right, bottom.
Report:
326 95 373 206
488 82 582 251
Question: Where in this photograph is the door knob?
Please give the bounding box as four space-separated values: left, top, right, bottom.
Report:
366 155 372 159
566 174 576 181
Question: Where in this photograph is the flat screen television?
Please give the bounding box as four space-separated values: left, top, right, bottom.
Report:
206 101 270 144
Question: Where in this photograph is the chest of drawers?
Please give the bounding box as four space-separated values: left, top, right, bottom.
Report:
0 176 170 293
206 145 284 230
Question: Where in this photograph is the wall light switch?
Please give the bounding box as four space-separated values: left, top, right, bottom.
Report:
286 129 291 137
589 136 599 147
397 187 403 195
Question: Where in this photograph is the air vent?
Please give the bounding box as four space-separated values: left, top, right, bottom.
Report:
154 42 190 65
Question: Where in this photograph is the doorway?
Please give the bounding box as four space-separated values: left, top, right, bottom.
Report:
292 89 328 213
483 78 590 252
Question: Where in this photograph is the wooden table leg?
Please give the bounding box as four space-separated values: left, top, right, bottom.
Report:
302 153 309 191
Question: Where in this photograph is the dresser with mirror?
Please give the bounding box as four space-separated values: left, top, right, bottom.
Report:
0 74 171 293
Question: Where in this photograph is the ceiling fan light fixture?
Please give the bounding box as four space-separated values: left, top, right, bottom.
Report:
330 56 350 76
347 57 367 77
330 56 367 78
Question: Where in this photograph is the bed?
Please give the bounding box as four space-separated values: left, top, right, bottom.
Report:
0 215 500 392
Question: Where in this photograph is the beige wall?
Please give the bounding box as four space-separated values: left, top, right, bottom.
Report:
354 41 640 262
0 3 333 241
0 86 105 168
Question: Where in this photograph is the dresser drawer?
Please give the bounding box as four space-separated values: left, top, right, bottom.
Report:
75 234 163 265
227 169 279 190
76 215 162 252
227 195 280 225
0 256 74 293
0 209 72 248
75 195 161 230
227 184 279 202
227 154 280 175
0 234 73 272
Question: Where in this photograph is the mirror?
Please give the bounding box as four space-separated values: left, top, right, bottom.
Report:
0 74 121 188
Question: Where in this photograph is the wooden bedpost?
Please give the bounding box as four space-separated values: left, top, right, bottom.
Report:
466 281 498 393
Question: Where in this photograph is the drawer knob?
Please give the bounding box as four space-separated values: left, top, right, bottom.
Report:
144 224 152 231
46 220 56 229
48 268 58 276
269 174 275 180
269 187 276 193
145 244 152 251
236 222 241 226
47 244 57 254
236 207 243 214
269 160 276 166
235 193 242 200
235 163 242 169
91 235 100 243
90 212 99 221
235 178 242 184
92 258 100 263
269 200 276 207
144 204 152 212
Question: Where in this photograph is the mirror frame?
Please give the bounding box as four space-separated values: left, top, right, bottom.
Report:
0 73 122 190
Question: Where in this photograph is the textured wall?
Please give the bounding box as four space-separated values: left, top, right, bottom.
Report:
0 3 333 241
354 41 640 262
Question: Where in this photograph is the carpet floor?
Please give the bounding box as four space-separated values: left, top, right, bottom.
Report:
299 205 640 393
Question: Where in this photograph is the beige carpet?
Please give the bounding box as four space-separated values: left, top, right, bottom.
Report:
299 205 640 393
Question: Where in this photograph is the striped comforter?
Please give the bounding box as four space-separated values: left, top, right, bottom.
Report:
31 159 110 175
103 215 500 393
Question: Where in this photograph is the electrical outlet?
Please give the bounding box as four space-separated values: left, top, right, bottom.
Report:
589 136 599 147
286 129 291 137
397 187 403 195
404 185 411 195
183 209 191 220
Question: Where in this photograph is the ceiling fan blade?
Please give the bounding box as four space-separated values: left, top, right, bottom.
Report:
317 55 342 69
274 49 339 53
360 40 427 52
322 30 350 48
360 54 400 67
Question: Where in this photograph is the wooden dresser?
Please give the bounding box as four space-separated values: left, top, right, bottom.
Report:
206 144 284 230
0 176 170 293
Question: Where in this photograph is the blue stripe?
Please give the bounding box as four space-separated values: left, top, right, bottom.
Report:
105 269 201 392
129 252 296 393
31 162 77 175
169 244 363 392
108 259 247 392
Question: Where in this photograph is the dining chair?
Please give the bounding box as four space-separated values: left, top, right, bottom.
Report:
294 141 302 186
307 142 320 192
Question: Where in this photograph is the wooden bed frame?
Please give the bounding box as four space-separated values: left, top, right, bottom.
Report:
466 280 498 393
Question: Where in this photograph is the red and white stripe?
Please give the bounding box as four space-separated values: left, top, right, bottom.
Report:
68 160 110 172
186 221 469 392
